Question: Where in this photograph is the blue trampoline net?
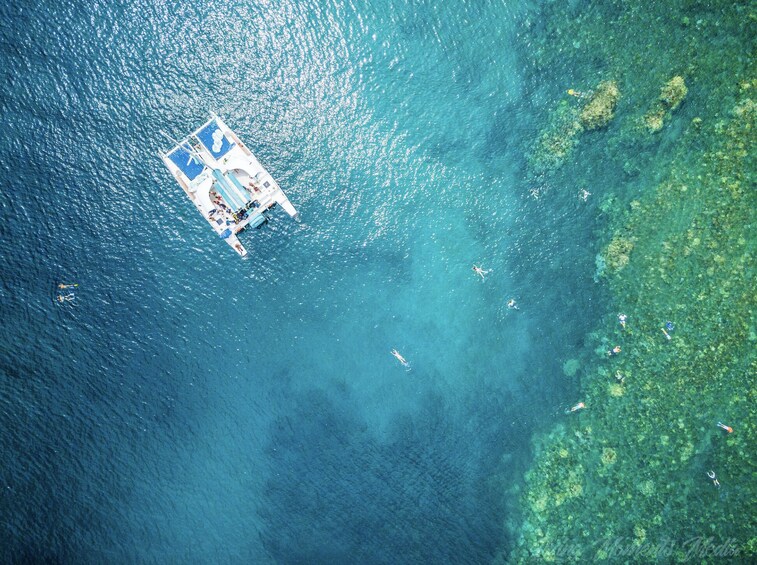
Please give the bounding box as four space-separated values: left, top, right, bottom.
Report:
196 119 234 159
167 144 205 181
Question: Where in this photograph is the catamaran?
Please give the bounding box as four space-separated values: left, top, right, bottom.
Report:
160 114 298 257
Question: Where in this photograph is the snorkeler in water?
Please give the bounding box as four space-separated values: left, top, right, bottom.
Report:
567 88 588 99
707 470 720 488
391 349 410 368
566 402 585 413
507 299 519 310
472 265 491 280
618 313 627 329
56 293 75 303
58 283 78 289
716 422 733 434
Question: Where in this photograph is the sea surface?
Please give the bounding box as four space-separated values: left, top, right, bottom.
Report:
1 0 606 562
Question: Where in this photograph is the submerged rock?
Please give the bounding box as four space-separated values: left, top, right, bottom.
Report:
643 76 688 132
660 75 688 110
644 108 666 133
601 235 635 272
579 80 621 130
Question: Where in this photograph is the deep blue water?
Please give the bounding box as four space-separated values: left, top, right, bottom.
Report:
0 0 604 562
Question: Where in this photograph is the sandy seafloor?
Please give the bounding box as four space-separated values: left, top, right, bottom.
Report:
1 0 754 563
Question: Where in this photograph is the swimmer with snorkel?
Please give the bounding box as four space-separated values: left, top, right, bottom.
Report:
391 349 410 369
566 402 585 414
472 265 491 280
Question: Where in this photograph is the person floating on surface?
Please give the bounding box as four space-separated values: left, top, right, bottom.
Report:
707 470 721 488
56 293 75 303
615 371 625 383
579 189 591 201
618 313 627 329
607 345 621 356
472 265 491 280
566 402 585 413
567 88 587 98
507 299 519 310
717 422 733 433
391 349 410 368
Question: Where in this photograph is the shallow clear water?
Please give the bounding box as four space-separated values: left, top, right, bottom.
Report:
0 0 605 561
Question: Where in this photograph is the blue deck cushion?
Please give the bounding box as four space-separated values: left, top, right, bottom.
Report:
196 119 234 159
167 144 205 181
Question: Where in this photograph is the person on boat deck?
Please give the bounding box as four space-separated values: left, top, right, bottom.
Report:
212 194 230 213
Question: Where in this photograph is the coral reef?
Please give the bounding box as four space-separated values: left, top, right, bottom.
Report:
528 101 584 173
515 96 756 561
579 80 621 130
608 382 624 397
562 358 580 377
644 108 666 133
527 79 620 174
600 447 617 466
510 2 756 559
643 76 688 132
660 75 688 110
600 235 634 272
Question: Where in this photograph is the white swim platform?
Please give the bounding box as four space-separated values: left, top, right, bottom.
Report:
159 114 298 257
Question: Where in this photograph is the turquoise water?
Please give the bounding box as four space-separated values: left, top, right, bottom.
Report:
1 0 606 561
